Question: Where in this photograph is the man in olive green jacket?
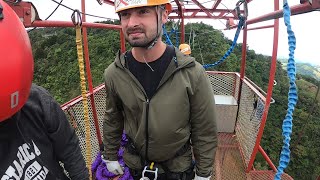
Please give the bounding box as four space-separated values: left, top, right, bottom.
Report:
102 0 217 179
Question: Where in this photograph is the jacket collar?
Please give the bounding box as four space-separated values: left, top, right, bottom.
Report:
114 46 196 72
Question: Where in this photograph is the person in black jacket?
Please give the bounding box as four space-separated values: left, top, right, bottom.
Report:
0 1 89 179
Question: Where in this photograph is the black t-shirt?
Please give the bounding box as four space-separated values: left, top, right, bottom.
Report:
126 45 175 98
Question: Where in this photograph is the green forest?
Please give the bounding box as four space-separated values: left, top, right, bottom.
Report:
28 21 320 179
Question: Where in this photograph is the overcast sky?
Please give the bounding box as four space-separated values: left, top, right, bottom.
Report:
28 0 320 66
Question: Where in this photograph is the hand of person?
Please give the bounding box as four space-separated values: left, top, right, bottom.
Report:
101 155 124 175
194 174 211 180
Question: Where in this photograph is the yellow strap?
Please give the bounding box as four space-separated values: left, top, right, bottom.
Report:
75 24 92 179
149 162 154 170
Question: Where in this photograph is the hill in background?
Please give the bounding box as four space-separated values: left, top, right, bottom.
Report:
279 58 320 80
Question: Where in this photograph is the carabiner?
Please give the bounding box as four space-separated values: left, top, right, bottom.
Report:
140 165 158 180
71 9 82 27
235 0 248 20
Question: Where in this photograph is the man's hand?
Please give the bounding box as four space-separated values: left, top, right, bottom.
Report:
194 174 211 180
101 155 124 175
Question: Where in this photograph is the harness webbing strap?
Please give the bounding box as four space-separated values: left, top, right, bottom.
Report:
125 135 191 171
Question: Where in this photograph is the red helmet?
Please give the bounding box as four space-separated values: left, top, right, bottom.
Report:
0 0 34 122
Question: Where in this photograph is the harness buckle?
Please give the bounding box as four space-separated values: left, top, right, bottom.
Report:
140 165 158 180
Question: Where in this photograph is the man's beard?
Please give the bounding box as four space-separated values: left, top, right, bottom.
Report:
126 36 153 47
125 27 158 47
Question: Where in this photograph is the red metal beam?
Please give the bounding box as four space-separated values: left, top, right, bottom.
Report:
169 15 235 19
103 0 114 6
190 0 214 18
246 0 280 172
30 20 122 29
216 12 225 18
242 79 267 102
7 1 40 27
212 0 222 9
311 0 320 9
247 2 313 25
171 8 243 14
190 10 200 18
173 0 183 15
173 0 184 43
80 0 92 93
258 146 277 172
247 25 274 31
180 7 185 43
239 26 247 79
120 30 126 53
228 2 314 30
169 8 243 20
81 0 103 146
61 84 105 110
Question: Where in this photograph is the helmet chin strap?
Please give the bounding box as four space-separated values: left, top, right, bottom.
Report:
145 6 162 50
140 6 164 72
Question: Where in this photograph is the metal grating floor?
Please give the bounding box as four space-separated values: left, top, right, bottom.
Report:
212 133 293 180
212 133 247 180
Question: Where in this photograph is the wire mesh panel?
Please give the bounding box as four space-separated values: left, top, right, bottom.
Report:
92 86 107 140
235 81 265 167
206 72 239 96
234 74 241 102
63 85 106 164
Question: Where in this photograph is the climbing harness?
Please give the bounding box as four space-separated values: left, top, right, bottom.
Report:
72 9 93 179
203 0 247 69
125 134 191 180
274 0 298 179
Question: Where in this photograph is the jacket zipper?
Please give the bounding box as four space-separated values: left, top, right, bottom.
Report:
145 98 150 164
119 54 194 165
123 68 150 164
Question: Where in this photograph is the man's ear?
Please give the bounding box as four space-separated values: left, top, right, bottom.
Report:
162 9 169 24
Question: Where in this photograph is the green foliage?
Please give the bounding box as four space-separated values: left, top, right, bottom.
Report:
29 21 320 179
29 23 120 103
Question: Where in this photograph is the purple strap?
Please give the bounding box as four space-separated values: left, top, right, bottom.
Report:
92 133 133 180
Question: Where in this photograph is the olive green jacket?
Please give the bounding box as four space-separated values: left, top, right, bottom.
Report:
103 48 217 176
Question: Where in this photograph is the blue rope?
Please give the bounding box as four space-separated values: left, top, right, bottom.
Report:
163 24 179 47
203 16 245 69
274 0 298 179
162 24 173 46
168 24 180 47
174 27 179 47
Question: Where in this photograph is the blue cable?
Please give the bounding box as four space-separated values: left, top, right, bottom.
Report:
167 24 179 47
175 28 179 47
164 24 179 47
203 16 245 69
169 27 175 37
274 0 298 179
162 24 174 46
